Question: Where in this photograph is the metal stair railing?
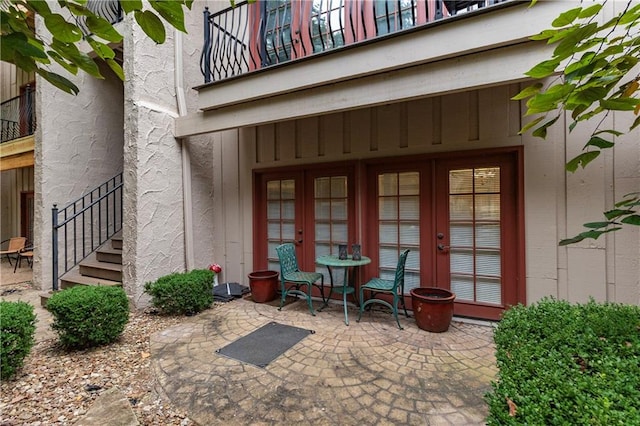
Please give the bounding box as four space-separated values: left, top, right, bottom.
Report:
52 172 123 291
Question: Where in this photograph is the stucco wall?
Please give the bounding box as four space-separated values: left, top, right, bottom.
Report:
34 55 124 291
210 83 639 307
122 16 186 305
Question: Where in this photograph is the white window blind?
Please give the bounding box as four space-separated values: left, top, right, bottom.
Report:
449 167 502 304
377 172 420 293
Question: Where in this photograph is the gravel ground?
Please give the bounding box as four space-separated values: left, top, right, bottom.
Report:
0 285 196 425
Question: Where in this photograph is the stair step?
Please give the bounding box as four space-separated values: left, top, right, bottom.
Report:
60 270 122 290
111 230 123 250
96 245 122 264
79 253 122 282
40 291 53 308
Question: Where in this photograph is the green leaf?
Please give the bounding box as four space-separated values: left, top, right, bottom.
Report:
71 53 103 78
65 3 91 16
530 29 558 41
525 83 574 114
85 15 123 42
121 0 143 13
36 68 79 95
568 86 609 106
149 1 187 33
620 215 640 225
134 10 166 44
566 151 600 172
532 116 559 139
594 129 623 137
518 116 545 134
512 83 544 100
552 7 581 28
630 115 640 131
559 235 586 245
583 222 611 229
48 50 79 74
559 230 602 245
525 59 560 79
44 14 83 43
553 23 598 61
1 32 48 60
86 38 115 60
584 136 615 149
106 58 125 81
11 51 38 73
600 98 640 111
605 209 635 220
28 0 53 17
578 4 602 19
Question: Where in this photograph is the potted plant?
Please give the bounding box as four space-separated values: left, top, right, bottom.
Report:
247 270 279 303
410 287 456 332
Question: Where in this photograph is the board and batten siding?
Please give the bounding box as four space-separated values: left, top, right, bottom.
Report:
209 82 638 308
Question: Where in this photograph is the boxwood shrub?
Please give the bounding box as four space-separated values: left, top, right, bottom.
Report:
486 297 640 425
0 301 36 380
144 269 214 315
47 286 129 349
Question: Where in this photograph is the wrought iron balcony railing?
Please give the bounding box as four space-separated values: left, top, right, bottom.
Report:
77 0 123 36
201 0 510 84
1 85 36 143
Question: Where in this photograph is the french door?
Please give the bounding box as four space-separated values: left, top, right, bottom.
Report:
434 154 521 319
254 166 356 287
367 152 522 320
255 150 524 320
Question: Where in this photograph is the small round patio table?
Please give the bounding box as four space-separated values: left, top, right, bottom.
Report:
315 255 371 325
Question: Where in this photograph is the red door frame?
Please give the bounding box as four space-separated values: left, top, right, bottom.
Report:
435 151 524 320
253 163 358 272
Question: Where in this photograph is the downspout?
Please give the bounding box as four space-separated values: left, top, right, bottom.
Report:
175 29 195 271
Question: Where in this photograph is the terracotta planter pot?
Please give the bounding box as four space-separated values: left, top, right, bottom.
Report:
247 270 279 303
410 287 456 332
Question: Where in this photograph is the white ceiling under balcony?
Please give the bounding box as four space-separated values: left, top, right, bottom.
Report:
176 1 568 138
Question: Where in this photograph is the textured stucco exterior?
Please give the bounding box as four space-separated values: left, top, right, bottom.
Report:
33 8 124 291
121 6 216 304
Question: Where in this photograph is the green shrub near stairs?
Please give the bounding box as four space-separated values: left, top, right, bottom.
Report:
47 286 129 349
144 269 214 315
0 301 36 380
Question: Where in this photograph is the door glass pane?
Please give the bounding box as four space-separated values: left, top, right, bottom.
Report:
314 176 348 258
448 167 502 304
266 178 296 245
377 171 420 294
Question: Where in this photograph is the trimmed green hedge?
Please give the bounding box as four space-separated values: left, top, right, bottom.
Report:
47 286 129 349
486 298 640 424
144 269 214 315
0 301 36 380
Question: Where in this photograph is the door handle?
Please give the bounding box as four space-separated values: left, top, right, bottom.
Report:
437 243 449 252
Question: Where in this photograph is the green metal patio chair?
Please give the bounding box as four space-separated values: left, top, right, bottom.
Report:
357 249 410 329
276 243 324 316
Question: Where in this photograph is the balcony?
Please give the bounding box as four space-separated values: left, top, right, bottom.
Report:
178 0 570 137
1 86 35 144
77 0 123 36
200 0 511 84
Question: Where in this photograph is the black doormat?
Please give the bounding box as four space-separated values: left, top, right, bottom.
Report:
216 322 314 368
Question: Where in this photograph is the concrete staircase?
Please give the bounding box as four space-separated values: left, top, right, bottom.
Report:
41 232 123 306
